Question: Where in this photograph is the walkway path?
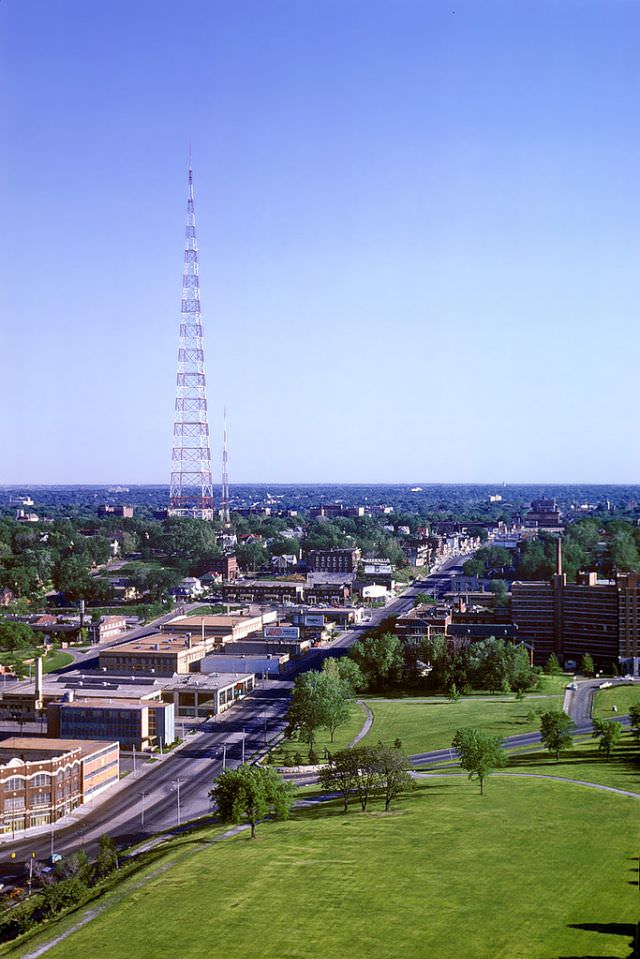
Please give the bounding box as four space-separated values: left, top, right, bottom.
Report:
349 701 373 747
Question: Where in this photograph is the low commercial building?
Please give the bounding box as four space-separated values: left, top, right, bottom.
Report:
163 612 277 646
0 737 119 833
161 672 254 718
200 652 287 678
98 633 207 676
90 615 128 644
47 695 175 751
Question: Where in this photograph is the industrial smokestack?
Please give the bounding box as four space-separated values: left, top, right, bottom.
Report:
556 537 563 576
35 655 44 704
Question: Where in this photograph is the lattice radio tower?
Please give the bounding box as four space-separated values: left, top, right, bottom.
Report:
221 407 231 525
168 157 214 520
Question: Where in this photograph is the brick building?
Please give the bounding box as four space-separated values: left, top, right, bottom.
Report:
0 737 119 833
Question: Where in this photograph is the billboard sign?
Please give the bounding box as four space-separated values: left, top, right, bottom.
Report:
303 615 325 628
264 626 300 640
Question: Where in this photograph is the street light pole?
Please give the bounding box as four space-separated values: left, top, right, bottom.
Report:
172 778 182 827
242 728 246 764
140 792 146 830
222 742 227 771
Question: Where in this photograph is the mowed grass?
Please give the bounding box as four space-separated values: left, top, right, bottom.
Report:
505 730 640 792
25 779 640 959
593 683 640 719
269 701 367 765
362 693 563 754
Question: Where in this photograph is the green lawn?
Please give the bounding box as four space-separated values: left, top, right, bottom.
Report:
17 779 639 959
503 730 640 792
268 701 367 765
42 650 74 672
593 683 640 719
186 604 225 616
362 693 563 754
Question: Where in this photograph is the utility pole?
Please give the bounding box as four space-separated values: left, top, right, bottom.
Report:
173 778 182 827
222 742 227 771
241 728 246 764
140 792 146 830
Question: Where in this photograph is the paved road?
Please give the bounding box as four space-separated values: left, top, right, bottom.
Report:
0 557 471 867
0 681 292 872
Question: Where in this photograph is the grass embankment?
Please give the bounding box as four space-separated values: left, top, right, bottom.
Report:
361 690 563 755
0 648 74 677
593 684 640 719
268 701 367 765
17 780 639 959
505 731 640 793
185 604 225 616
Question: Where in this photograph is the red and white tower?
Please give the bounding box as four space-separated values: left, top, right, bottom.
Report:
221 407 230 525
168 158 214 520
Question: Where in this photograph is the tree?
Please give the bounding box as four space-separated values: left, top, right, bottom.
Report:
592 718 622 761
321 677 351 743
489 580 508 609
628 703 640 744
451 727 507 795
350 633 403 690
93 835 119 880
0 620 35 653
539 709 575 760
322 656 365 695
210 764 295 839
544 652 562 675
319 749 359 813
580 653 595 677
286 672 328 751
371 744 413 812
413 592 435 607
462 558 485 578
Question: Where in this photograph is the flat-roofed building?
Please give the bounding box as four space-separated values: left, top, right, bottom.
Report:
47 695 175 750
308 548 361 574
0 737 119 833
512 566 640 669
99 633 207 676
163 611 277 647
161 672 254 718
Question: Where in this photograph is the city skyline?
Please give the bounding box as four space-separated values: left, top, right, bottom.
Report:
2 1 640 484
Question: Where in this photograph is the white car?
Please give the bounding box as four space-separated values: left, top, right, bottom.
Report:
565 682 577 691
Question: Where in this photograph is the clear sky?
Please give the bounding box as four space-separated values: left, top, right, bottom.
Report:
1 0 639 484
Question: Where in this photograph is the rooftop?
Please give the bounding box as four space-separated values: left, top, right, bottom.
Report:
0 736 116 765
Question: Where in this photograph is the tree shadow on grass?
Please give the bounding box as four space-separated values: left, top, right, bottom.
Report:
555 921 639 958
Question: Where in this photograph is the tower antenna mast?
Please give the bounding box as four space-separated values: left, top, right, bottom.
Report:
168 155 214 520
221 407 230 526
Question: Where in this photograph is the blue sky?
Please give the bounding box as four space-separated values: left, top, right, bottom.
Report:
1 0 639 484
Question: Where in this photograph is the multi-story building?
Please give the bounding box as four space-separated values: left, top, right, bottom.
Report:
98 633 207 676
206 554 239 581
0 737 119 833
97 504 134 518
307 548 361 574
511 564 640 669
47 695 175 750
90 615 128 644
523 498 562 529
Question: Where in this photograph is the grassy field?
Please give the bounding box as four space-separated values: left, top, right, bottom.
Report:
361 691 563 754
593 683 640 719
503 729 640 792
268 701 367 765
186 604 225 616
15 778 639 959
0 648 73 676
